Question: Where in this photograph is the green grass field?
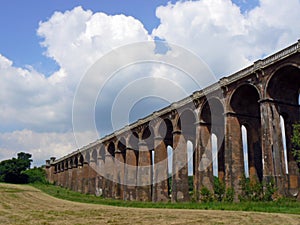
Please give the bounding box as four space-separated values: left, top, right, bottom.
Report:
32 183 300 214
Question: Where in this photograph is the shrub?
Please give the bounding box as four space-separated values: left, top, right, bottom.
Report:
22 167 47 184
213 176 225 202
239 174 276 202
200 187 213 203
224 187 235 202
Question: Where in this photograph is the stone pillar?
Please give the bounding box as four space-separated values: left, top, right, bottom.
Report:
104 151 114 198
260 100 285 194
49 157 56 184
172 130 190 202
45 160 51 182
82 161 89 194
77 158 83 193
114 150 125 199
97 154 105 197
53 165 58 185
225 113 244 199
71 159 78 191
198 123 214 193
124 148 138 201
88 156 97 195
57 163 62 186
137 141 152 201
64 161 69 188
284 108 300 196
68 159 73 190
152 136 169 202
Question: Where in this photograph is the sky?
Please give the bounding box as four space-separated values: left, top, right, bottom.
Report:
1 0 300 166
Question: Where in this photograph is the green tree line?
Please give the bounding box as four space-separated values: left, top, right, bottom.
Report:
0 152 47 184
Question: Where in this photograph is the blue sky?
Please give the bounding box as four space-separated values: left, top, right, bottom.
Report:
0 0 257 75
0 0 299 166
0 0 179 75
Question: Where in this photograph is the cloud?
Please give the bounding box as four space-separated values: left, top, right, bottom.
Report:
153 0 300 76
2 1 300 165
0 129 96 166
37 6 151 85
0 7 154 163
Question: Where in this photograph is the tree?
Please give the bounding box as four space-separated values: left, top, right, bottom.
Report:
22 167 47 184
0 152 32 184
291 123 300 171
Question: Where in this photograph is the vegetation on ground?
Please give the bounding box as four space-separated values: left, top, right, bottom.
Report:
32 182 300 214
0 152 47 184
2 183 299 225
292 123 300 170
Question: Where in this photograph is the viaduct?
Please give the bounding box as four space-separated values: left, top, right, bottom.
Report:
46 40 300 202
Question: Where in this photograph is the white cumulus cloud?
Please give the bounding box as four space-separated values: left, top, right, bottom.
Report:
153 0 300 76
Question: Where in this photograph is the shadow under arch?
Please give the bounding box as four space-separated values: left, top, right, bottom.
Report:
230 84 262 182
199 97 225 188
266 65 300 196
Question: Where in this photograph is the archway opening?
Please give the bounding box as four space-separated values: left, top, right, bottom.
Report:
230 84 262 182
267 65 300 192
211 133 218 177
178 109 196 199
242 125 249 178
200 98 225 182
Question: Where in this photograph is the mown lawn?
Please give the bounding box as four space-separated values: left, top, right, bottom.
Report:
32 183 300 214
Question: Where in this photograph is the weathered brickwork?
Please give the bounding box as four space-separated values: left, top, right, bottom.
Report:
46 40 300 201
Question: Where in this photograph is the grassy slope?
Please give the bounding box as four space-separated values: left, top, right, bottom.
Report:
32 183 300 214
1 183 300 225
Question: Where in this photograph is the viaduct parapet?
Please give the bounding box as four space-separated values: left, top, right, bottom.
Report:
46 40 300 202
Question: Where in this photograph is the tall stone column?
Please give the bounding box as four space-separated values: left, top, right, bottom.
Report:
260 100 286 195
113 150 125 199
124 148 138 200
284 108 300 196
152 136 169 202
137 141 152 201
97 154 105 197
88 156 97 195
172 130 189 202
68 159 73 190
104 151 115 198
45 160 51 183
71 159 78 191
198 123 214 193
49 157 56 184
82 161 89 194
64 161 69 188
224 113 244 199
77 158 83 193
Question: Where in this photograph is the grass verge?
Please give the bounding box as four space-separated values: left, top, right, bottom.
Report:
32 183 300 214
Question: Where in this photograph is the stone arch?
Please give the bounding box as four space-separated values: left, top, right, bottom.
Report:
91 148 97 162
200 97 225 182
79 154 84 166
84 150 90 163
137 126 153 201
124 132 139 200
230 84 262 182
152 118 174 201
266 64 300 102
169 108 197 202
104 141 116 198
114 137 126 199
157 118 174 147
74 155 78 167
266 65 300 195
69 157 73 168
177 108 197 141
107 141 115 157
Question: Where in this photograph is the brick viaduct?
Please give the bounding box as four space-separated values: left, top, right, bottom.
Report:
46 40 300 202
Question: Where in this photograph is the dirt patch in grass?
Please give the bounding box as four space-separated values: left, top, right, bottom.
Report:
0 183 299 225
